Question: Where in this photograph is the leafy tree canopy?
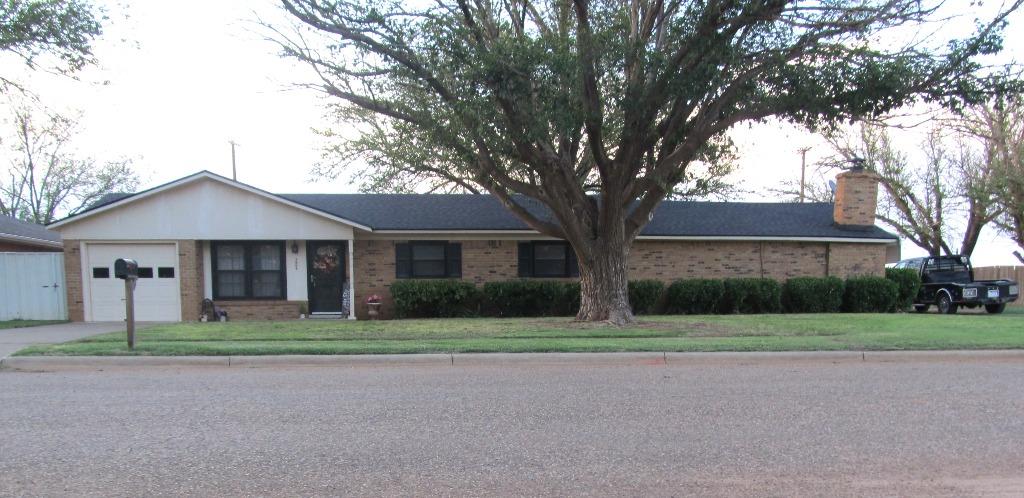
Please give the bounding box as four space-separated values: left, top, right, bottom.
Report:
0 0 102 83
273 0 1024 323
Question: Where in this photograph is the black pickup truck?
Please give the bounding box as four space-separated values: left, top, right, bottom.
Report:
893 255 1019 314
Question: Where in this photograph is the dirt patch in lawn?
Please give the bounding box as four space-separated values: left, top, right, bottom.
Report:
680 322 742 337
527 319 678 331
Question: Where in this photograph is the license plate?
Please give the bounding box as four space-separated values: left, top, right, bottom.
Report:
988 289 1000 299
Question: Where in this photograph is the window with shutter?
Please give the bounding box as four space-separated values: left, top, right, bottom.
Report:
518 241 578 278
395 241 462 278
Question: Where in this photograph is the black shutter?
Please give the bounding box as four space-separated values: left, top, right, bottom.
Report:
566 244 579 278
518 242 533 277
395 243 412 278
446 242 462 278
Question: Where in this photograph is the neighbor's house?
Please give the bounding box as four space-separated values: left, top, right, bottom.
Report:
1 215 63 252
47 169 898 322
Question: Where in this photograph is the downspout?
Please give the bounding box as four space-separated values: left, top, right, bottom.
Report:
825 242 831 276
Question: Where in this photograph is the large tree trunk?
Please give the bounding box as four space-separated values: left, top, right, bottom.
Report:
575 236 635 325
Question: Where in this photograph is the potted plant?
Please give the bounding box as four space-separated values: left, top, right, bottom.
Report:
365 294 383 319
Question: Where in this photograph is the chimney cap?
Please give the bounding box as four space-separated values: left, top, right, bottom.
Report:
844 157 866 172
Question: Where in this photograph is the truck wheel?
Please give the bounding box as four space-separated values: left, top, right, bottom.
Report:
914 304 930 313
937 293 957 315
985 303 1006 314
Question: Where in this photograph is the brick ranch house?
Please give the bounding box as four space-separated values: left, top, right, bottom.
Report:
47 169 897 322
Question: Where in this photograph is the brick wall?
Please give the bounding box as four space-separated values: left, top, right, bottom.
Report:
212 300 303 321
62 239 85 321
352 238 889 319
353 240 397 319
629 241 764 279
178 240 204 321
827 242 886 278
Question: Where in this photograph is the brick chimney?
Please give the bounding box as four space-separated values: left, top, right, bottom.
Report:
833 168 880 227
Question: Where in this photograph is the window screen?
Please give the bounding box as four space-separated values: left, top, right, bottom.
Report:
395 242 461 278
212 241 285 299
518 242 579 278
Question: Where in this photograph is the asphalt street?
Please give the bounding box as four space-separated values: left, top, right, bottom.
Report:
2 356 1023 497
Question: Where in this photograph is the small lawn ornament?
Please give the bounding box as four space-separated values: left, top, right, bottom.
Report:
365 294 383 320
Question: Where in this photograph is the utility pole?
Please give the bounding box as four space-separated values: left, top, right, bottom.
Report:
229 140 239 181
798 147 811 203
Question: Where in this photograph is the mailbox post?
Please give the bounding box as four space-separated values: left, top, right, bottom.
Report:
115 258 139 349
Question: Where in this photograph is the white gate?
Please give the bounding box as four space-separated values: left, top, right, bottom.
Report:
0 253 67 320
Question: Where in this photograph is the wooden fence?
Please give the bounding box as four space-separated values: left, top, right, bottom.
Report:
973 266 1024 306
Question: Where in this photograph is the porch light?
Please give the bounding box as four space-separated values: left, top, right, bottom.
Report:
291 242 299 254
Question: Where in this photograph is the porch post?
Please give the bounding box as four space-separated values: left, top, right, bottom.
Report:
347 239 356 320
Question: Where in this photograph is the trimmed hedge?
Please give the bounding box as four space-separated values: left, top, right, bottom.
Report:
482 280 580 317
720 278 782 314
390 279 480 318
664 279 725 315
842 276 899 313
390 273 906 318
781 277 845 313
885 268 922 311
628 280 665 315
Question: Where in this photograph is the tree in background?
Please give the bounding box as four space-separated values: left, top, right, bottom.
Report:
820 122 1001 257
0 0 103 88
0 104 138 224
970 99 1024 263
273 0 1023 324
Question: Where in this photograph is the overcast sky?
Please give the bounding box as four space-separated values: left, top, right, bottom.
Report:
10 0 1024 265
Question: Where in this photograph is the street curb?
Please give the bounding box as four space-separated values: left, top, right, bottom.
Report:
3 350 1024 371
0 355 229 370
454 352 667 366
229 354 452 368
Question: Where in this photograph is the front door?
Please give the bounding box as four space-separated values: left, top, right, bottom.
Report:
307 241 346 313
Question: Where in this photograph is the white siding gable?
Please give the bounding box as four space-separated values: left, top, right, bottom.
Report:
55 178 355 240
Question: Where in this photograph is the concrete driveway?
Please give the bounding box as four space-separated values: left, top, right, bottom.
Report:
0 322 128 358
2 355 1023 496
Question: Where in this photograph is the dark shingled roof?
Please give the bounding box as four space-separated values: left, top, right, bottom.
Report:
85 187 897 240
276 194 896 240
1 215 62 244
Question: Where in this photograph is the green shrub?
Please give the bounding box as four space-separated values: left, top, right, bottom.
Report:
885 267 922 311
842 276 899 313
720 278 782 314
664 279 725 314
781 277 845 313
628 280 665 315
389 279 480 318
482 280 580 317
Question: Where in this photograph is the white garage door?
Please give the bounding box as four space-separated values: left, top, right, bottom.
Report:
85 243 180 322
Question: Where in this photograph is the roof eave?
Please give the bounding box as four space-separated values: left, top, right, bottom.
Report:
0 232 64 249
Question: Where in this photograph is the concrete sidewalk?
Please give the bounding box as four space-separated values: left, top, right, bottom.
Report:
0 322 139 359
5 349 1024 371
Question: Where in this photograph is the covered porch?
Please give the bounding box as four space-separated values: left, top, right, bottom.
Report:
202 239 356 320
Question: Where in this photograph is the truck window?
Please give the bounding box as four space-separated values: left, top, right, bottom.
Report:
924 257 971 283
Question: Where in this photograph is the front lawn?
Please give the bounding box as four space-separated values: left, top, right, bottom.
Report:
15 311 1024 356
0 320 67 330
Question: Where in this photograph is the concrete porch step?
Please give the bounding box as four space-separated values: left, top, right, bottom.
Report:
306 313 346 320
